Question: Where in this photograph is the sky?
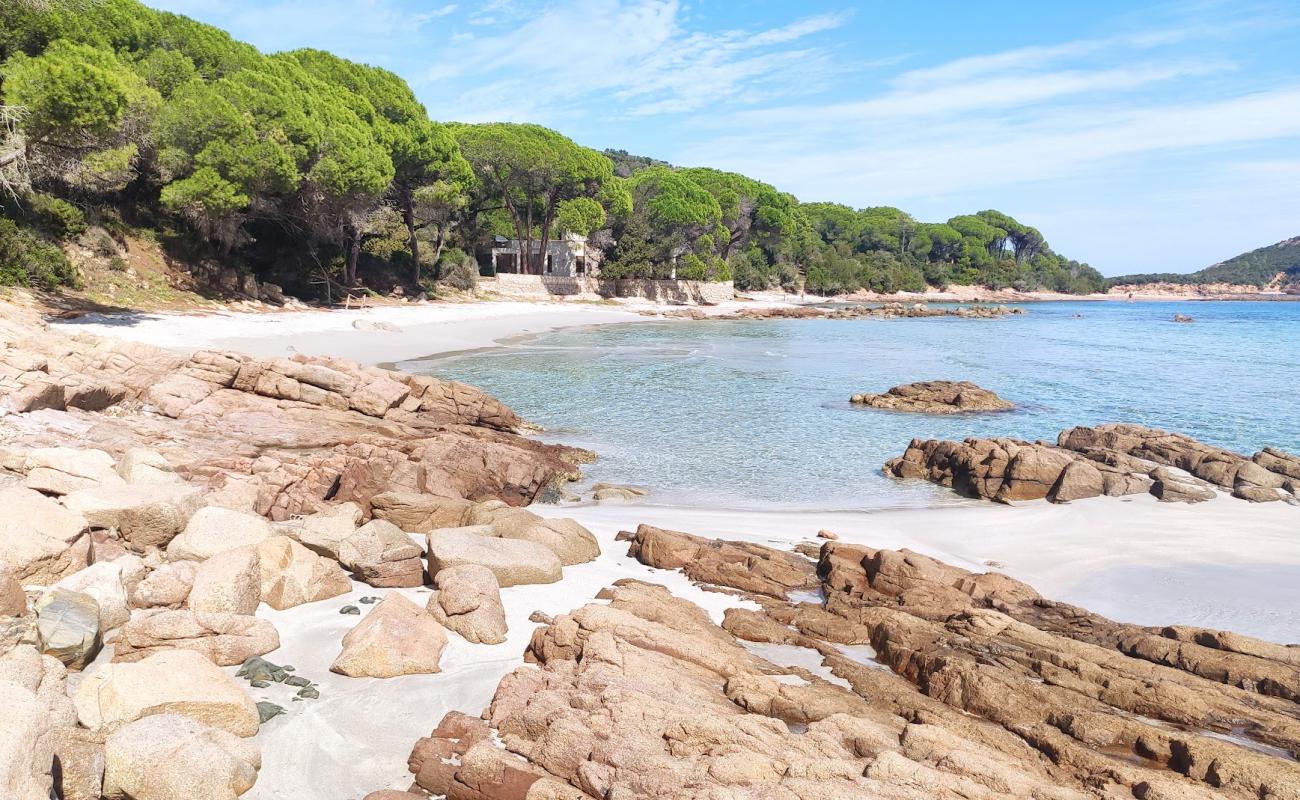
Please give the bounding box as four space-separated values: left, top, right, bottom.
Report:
142 0 1300 276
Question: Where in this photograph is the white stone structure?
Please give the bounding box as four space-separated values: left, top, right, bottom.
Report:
489 233 600 277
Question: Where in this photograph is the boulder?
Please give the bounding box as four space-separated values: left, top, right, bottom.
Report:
468 504 599 566
255 536 352 610
0 487 88 584
114 610 279 666
338 519 425 588
1047 459 1106 503
1152 478 1216 503
130 560 198 608
349 376 409 417
23 447 123 495
851 380 1014 414
426 528 562 587
0 679 56 800
167 507 273 562
428 565 508 645
31 588 101 668
103 714 260 800
188 546 261 616
1232 484 1280 503
74 649 260 736
62 482 205 551
1254 447 1300 481
281 502 362 559
115 448 183 485
331 593 448 678
369 491 475 531
1 565 28 616
55 560 130 630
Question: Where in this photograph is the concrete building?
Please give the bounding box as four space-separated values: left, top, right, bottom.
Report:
489 233 600 277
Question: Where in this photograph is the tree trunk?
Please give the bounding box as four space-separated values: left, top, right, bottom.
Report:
432 223 448 269
346 227 362 286
402 187 420 285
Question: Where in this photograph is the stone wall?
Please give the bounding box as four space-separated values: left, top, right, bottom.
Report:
481 274 734 305
608 279 734 305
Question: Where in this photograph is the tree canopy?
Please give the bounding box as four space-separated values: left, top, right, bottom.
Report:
0 0 1105 297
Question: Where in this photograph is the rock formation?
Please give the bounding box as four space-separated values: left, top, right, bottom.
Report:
660 302 1025 321
885 422 1298 504
851 380 1014 413
331 594 448 678
394 529 1300 800
427 565 508 645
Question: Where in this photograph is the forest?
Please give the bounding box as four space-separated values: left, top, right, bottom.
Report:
0 0 1109 298
1111 236 1300 288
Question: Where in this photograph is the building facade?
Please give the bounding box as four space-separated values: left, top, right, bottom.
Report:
489 233 601 277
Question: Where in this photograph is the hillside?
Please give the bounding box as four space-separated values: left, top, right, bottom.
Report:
1111 236 1300 289
0 0 1106 302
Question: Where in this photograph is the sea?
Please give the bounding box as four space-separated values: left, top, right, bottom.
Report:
400 300 1300 511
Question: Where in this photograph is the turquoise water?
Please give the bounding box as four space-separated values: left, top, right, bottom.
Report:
402 301 1300 510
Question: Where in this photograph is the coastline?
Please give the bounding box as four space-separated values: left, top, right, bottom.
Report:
57 297 1296 643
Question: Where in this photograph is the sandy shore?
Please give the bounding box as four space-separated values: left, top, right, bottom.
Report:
242 491 1299 798
51 295 1295 798
50 300 665 365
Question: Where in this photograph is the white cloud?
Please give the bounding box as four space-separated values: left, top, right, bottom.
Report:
418 0 847 122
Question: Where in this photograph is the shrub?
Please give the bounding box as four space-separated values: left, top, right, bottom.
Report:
26 193 87 239
436 247 477 291
0 218 79 289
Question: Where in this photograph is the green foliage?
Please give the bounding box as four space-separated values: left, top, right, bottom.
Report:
1111 236 1300 288
554 197 606 236
0 0 1100 298
435 246 477 291
22 192 85 238
0 216 77 289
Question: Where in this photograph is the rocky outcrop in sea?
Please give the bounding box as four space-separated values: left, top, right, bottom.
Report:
851 380 1015 413
655 302 1024 321
884 422 1300 504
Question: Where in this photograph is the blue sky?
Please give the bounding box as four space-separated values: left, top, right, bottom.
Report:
143 0 1300 276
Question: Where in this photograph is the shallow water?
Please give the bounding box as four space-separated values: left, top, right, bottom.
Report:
403 300 1300 510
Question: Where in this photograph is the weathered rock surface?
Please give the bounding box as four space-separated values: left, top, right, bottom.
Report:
0 486 88 583
75 648 260 736
851 380 1014 413
54 560 130 630
187 546 261 615
0 566 26 616
626 523 818 599
885 422 1298 504
337 519 425 588
428 565 508 645
30 587 102 668
426 528 562 587
0 645 78 800
103 713 260 800
331 593 448 678
0 307 587 526
167 507 273 562
114 610 279 665
62 482 204 551
279 501 362 559
129 560 198 608
256 536 351 609
393 530 1300 800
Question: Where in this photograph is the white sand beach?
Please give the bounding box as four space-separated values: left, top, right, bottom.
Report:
51 298 1298 799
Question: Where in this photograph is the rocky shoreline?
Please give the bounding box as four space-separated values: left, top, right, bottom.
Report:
1 304 1297 800
884 422 1300 505
653 301 1025 321
388 525 1300 800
